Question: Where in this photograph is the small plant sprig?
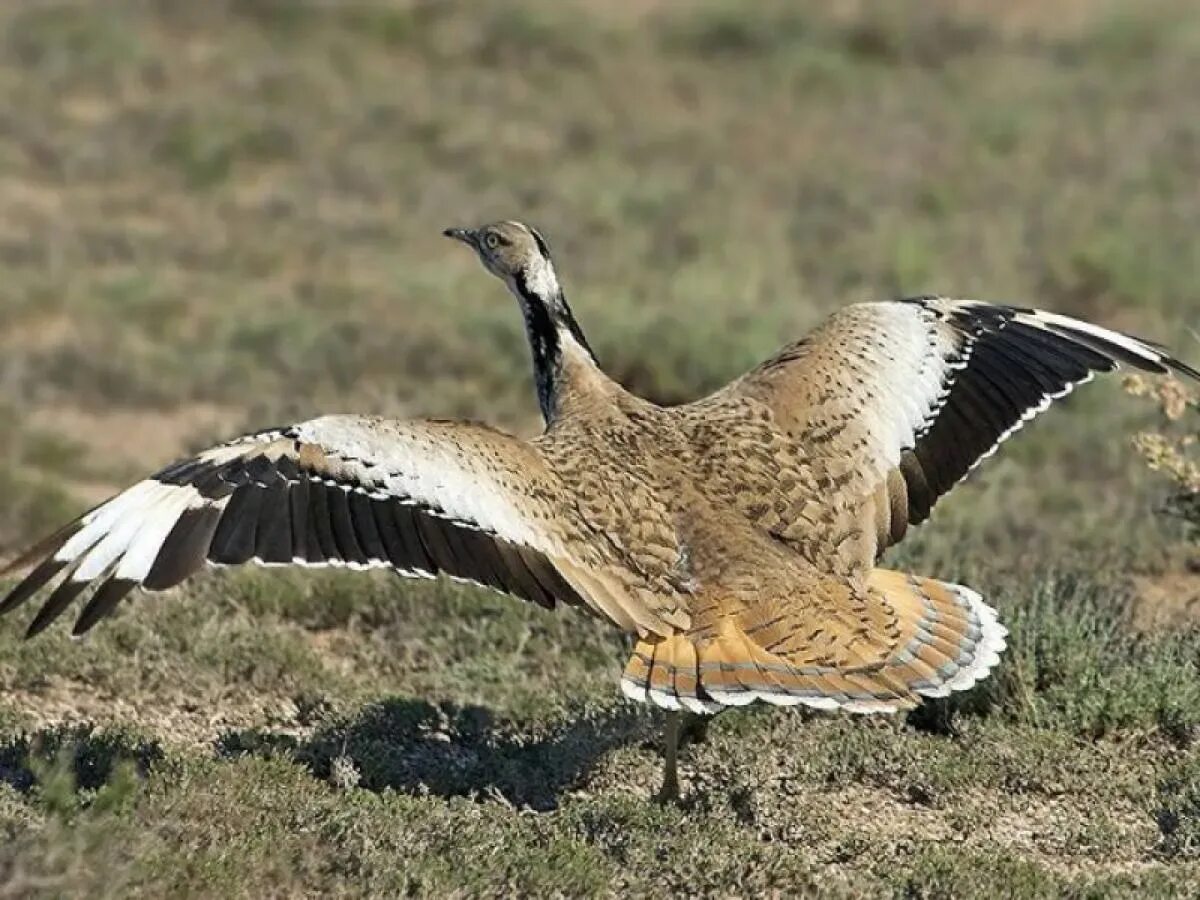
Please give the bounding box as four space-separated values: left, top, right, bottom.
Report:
1125 374 1200 533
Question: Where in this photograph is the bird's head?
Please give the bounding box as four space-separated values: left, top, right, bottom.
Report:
443 220 560 302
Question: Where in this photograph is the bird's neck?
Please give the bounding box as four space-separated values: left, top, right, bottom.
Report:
511 264 598 424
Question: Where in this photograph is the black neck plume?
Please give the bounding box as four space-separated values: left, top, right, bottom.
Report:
513 270 594 423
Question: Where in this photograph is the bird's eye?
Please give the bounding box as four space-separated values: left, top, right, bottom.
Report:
484 233 500 250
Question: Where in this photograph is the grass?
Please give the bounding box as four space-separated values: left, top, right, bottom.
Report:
0 0 1199 895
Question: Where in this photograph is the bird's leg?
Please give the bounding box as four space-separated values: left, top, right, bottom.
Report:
655 710 681 803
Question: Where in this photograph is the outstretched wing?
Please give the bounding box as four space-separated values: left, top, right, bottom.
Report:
728 297 1199 562
0 415 686 638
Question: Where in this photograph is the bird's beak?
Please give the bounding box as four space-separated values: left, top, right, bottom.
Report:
442 227 477 247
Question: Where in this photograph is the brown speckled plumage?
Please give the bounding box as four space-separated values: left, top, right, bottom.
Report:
4 221 1198 799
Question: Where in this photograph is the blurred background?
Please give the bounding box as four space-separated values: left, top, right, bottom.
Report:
2 0 1198 567
1 2 1199 895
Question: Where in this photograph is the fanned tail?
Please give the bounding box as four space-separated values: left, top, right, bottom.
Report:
621 570 1007 714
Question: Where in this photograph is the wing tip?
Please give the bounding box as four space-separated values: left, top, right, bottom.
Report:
0 556 69 618
1165 354 1200 383
23 574 90 639
930 300 1196 383
0 520 83 578
71 577 139 636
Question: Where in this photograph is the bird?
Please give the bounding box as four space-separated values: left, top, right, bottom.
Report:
2 219 1197 801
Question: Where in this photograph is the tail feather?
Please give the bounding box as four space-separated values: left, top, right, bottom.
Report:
699 630 760 706
621 569 1007 715
873 570 1007 698
619 645 652 703
647 639 682 711
668 638 713 715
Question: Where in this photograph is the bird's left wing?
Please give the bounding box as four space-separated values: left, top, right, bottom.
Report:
0 414 674 637
724 297 1199 564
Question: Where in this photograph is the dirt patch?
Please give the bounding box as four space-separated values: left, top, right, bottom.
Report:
27 402 240 480
766 785 1161 878
1130 573 1200 631
0 677 305 749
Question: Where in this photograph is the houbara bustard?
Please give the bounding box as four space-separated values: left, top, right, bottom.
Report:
3 220 1197 800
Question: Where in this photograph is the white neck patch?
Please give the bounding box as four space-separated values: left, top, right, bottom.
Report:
523 256 560 302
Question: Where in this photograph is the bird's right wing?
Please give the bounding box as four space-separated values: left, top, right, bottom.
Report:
0 415 687 638
723 298 1199 566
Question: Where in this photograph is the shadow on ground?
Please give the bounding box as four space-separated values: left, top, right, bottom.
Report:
0 723 163 795
219 697 654 810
